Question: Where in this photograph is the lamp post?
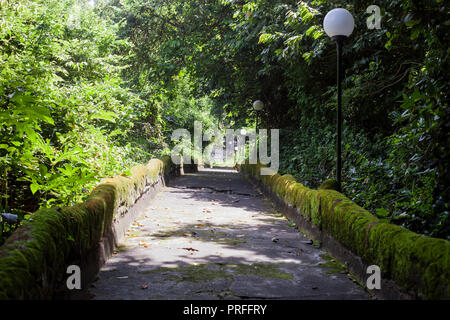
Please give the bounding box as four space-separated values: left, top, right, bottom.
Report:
253 100 264 132
323 8 354 192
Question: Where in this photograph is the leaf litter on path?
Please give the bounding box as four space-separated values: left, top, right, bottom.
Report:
139 240 149 248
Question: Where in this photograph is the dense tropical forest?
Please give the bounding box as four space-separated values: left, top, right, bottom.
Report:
0 0 448 245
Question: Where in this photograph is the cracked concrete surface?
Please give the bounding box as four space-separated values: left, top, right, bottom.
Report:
88 168 370 300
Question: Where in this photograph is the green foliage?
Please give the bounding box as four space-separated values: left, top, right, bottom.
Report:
0 0 220 245
208 0 448 239
0 0 448 246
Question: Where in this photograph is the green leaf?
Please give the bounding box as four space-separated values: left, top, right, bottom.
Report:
258 33 273 44
39 165 48 176
30 183 40 195
305 26 315 37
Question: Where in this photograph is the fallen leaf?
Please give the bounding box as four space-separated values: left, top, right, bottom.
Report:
141 285 148 290
139 241 149 247
181 247 199 252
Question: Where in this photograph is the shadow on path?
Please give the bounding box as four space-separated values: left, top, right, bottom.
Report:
89 168 370 300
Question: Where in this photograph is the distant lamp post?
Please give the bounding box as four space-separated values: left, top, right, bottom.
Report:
323 8 354 192
253 100 264 131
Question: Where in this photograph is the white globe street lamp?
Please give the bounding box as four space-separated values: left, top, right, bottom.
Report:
323 8 354 192
252 100 264 131
253 100 265 111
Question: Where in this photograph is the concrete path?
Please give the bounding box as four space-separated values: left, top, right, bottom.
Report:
89 168 370 300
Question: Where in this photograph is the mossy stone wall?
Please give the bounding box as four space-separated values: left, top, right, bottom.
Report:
0 158 177 299
238 163 449 300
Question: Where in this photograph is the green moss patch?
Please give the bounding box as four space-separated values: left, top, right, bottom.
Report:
150 227 247 246
318 253 348 275
138 262 293 283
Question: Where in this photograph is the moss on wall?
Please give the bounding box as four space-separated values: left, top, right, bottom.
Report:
240 162 450 299
274 175 296 199
0 158 173 300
